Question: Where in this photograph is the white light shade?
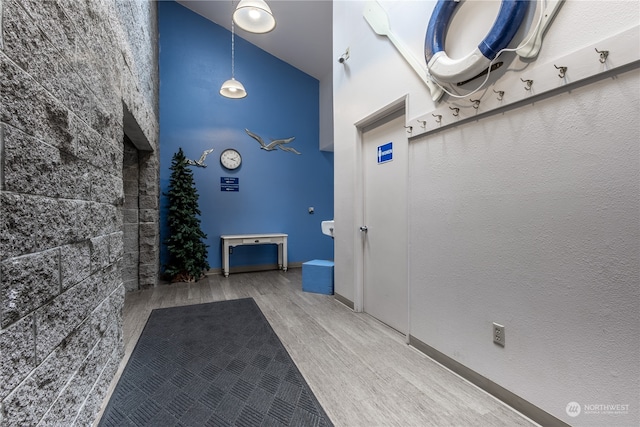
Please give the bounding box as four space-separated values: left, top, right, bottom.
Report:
220 78 247 99
233 0 276 34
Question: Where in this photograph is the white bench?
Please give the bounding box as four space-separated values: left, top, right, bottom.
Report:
220 233 288 277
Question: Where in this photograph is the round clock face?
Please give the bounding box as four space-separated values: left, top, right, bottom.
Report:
220 148 242 170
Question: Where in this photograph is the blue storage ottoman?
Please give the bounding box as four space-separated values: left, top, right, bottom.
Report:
302 260 334 295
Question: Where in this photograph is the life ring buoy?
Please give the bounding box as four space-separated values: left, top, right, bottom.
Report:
425 0 530 84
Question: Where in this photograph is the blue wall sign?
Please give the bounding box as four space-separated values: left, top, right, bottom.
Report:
221 177 239 192
378 142 393 164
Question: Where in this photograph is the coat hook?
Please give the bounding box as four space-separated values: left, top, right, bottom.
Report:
404 125 413 133
520 78 533 90
493 89 504 101
595 48 609 63
338 47 350 64
470 99 480 109
417 120 427 128
554 64 567 78
432 114 442 123
449 107 460 117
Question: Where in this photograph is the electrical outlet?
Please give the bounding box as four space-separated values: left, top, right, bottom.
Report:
493 323 505 346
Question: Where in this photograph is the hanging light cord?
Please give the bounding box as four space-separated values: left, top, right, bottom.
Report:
231 20 236 78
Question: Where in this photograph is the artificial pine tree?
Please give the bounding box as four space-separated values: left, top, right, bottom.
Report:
164 148 210 282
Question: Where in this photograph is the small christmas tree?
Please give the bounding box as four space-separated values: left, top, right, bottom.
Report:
164 148 210 282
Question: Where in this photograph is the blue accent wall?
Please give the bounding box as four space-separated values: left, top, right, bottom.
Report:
158 1 334 271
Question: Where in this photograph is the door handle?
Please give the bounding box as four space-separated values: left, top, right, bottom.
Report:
359 226 368 232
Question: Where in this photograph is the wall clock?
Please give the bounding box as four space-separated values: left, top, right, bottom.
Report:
220 148 242 170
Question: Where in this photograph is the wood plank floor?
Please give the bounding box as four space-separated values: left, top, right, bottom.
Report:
96 269 538 426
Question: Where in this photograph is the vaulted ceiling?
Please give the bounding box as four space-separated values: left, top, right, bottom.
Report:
176 1 333 81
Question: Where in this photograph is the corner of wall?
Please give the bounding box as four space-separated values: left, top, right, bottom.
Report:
319 72 334 152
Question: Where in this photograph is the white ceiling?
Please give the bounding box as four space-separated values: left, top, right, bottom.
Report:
176 0 333 81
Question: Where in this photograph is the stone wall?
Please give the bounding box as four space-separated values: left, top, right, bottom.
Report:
0 0 159 425
122 136 140 292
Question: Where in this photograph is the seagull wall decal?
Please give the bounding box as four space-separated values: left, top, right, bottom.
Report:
186 148 214 167
245 129 301 155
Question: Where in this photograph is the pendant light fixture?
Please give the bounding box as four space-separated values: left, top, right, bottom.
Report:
220 19 247 99
233 0 276 34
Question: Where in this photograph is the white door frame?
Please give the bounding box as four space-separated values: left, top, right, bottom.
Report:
353 95 410 341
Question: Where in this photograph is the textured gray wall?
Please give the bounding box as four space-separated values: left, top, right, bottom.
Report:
123 136 140 292
0 0 159 425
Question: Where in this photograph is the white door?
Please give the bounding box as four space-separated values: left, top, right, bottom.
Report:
361 109 408 333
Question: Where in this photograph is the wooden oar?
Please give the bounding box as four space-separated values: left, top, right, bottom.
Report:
363 0 444 102
516 0 564 59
